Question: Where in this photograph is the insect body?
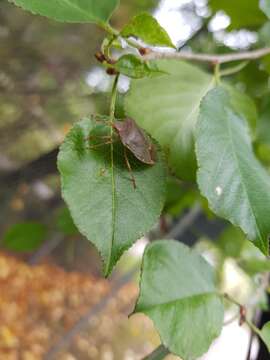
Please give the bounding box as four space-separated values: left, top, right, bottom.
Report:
114 118 156 165
87 117 156 189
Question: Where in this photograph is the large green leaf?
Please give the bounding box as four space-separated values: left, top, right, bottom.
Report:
121 12 175 48
260 0 270 19
210 0 266 29
134 240 224 360
125 60 215 181
2 222 47 252
125 60 256 181
8 0 119 24
225 85 258 133
196 86 270 255
58 118 166 276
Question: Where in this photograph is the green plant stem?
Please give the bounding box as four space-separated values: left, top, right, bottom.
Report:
109 74 119 121
142 345 169 360
220 61 249 77
102 22 142 49
223 293 242 308
105 74 119 276
214 62 221 85
245 319 261 337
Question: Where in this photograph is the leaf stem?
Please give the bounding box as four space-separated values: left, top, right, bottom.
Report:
223 293 242 308
220 61 249 77
214 62 221 85
245 318 261 337
101 22 142 49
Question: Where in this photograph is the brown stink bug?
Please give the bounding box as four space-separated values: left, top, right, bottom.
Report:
87 117 156 189
113 118 156 165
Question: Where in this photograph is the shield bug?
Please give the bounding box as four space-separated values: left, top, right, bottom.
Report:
114 118 156 165
87 117 156 189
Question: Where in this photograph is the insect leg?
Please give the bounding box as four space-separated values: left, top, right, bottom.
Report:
86 140 113 149
84 135 112 141
123 147 137 189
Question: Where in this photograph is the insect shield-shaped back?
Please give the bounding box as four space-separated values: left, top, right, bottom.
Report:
114 118 156 165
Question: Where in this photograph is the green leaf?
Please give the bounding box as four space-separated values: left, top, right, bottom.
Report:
56 207 79 236
125 62 257 181
239 258 270 275
257 98 270 146
196 86 270 255
8 0 119 25
2 222 47 252
225 85 258 133
164 177 198 216
58 118 166 276
216 227 246 259
260 0 270 19
125 60 215 181
260 322 270 352
210 0 266 29
134 240 224 360
121 12 175 48
114 54 164 79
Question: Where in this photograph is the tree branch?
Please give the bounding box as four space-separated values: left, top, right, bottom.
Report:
143 47 270 64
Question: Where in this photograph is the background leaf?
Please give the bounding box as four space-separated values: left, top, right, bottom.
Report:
260 0 270 19
56 207 79 236
225 84 258 133
210 0 266 29
134 240 224 360
196 86 270 255
125 60 256 181
2 222 47 252
58 118 166 276
125 60 215 181
8 0 119 24
121 12 175 48
260 322 270 352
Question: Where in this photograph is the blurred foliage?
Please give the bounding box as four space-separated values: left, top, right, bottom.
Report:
56 207 79 236
209 0 267 29
2 222 47 252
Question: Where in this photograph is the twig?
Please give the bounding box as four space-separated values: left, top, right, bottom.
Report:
143 47 270 64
